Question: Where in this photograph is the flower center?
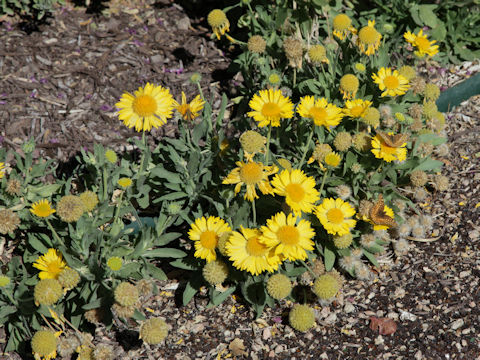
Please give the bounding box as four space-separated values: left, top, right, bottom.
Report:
359 26 379 44
333 14 351 31
327 208 344 224
261 102 281 118
384 75 399 89
285 183 305 203
277 225 300 245
310 107 327 123
416 37 430 51
381 143 396 155
246 236 268 256
37 204 51 216
239 162 263 185
132 95 157 117
350 105 364 117
200 230 218 250
47 262 62 277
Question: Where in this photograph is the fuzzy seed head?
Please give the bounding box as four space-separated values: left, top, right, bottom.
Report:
419 214 434 230
57 195 85 223
112 303 135 318
6 178 21 196
308 44 328 64
289 304 315 332
379 105 392 118
283 37 303 68
311 143 332 163
434 174 449 191
333 132 352 152
247 35 266 54
277 158 292 171
34 278 63 306
354 262 372 280
352 132 371 151
335 184 352 201
240 130 265 154
351 162 362 174
340 74 359 95
333 14 351 31
79 191 98 212
397 223 411 237
423 101 438 119
424 83 440 101
58 268 80 289
114 282 139 307
93 344 115 360
362 107 380 127
84 308 104 325
217 231 231 257
0 209 20 234
266 273 292 300
339 255 357 271
57 335 80 358
408 103 423 120
137 279 153 296
207 9 228 28
434 143 449 157
360 233 376 248
410 76 426 95
140 318 169 345
0 275 10 287
202 260 229 285
411 225 425 238
393 238 411 255
313 273 342 300
333 233 353 249
107 257 122 271
358 199 373 217
398 65 416 81
410 170 428 187
31 330 57 357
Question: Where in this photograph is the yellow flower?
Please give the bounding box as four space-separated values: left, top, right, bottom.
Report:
315 198 356 236
357 20 382 56
372 67 410 97
271 169 320 216
188 216 231 262
404 29 439 58
308 45 329 64
260 212 315 262
324 152 341 167
33 248 68 280
247 89 294 127
0 162 5 178
107 257 123 271
116 83 176 132
344 99 372 119
118 177 132 188
222 161 278 202
207 9 230 40
226 226 281 275
332 14 356 40
371 133 407 162
339 74 359 100
175 91 205 121
30 199 56 218
297 96 344 130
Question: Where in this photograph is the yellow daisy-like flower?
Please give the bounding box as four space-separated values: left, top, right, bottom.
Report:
404 29 439 58
315 198 357 236
324 152 341 168
260 212 315 261
271 169 320 216
344 99 372 119
33 248 68 280
226 226 281 275
207 9 230 40
372 67 410 97
332 14 356 40
339 74 359 100
188 216 231 263
371 133 407 162
357 20 382 56
30 199 56 218
222 161 278 202
118 177 132 188
297 96 344 130
116 83 176 132
0 162 5 178
175 91 205 121
247 89 294 127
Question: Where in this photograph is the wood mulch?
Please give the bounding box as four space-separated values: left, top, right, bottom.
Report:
1 1 480 359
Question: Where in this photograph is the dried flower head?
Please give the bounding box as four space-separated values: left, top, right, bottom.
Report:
393 238 411 256
354 262 372 280
339 255 358 272
333 132 352 152
333 233 353 249
84 308 104 325
114 282 139 307
93 344 115 360
424 83 440 101
283 37 303 68
57 335 80 358
137 279 153 296
0 209 20 234
351 162 362 174
396 223 411 237
58 268 80 290
379 104 392 119
352 132 371 152
308 44 328 64
410 170 428 187
313 273 342 299
434 174 449 191
79 190 98 212
266 273 292 300
411 225 425 238
289 304 315 332
34 278 63 306
202 260 229 285
57 195 85 223
398 65 417 81
410 76 426 95
112 303 135 318
247 35 266 54
6 178 21 196
31 330 57 359
311 143 332 163
139 318 169 345
362 107 380 128
360 233 376 248
358 200 373 217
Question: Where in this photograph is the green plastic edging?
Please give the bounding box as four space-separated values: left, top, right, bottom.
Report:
436 72 480 112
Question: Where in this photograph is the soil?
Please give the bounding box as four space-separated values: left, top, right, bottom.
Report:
1 1 480 360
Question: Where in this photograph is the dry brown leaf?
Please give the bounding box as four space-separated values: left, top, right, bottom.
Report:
369 317 398 335
229 338 248 357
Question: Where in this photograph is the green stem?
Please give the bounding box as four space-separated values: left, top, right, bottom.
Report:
264 125 272 166
252 199 257 227
298 128 314 169
139 131 147 174
293 68 297 88
196 82 205 101
102 167 108 202
113 191 124 224
45 218 65 247
318 169 329 196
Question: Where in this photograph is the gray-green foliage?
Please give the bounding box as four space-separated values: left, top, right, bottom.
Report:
1 0 64 19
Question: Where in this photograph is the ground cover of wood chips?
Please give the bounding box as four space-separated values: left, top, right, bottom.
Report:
1 1 480 359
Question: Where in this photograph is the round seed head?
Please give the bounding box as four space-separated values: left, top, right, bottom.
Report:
333 233 353 249
31 330 57 357
0 209 20 234
266 273 292 300
410 170 428 187
239 130 265 154
247 35 266 54
333 132 352 152
57 195 85 223
202 260 229 285
139 318 169 345
289 304 315 332
58 268 80 289
114 282 139 307
79 190 98 212
34 278 62 306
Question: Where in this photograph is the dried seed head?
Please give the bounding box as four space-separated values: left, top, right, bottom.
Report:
410 170 428 187
358 200 373 217
57 334 80 358
93 344 115 360
112 303 135 319
247 35 267 54
114 282 139 307
6 178 21 196
333 131 352 152
313 273 341 300
308 44 328 64
239 130 265 154
31 330 57 358
354 262 372 280
57 195 85 223
362 107 380 127
202 260 229 285
379 105 392 119
289 304 315 332
34 279 63 306
424 83 440 101
352 132 371 152
283 37 303 68
311 143 333 163
398 65 416 81
79 190 98 212
434 174 449 191
333 233 353 249
139 318 169 345
410 76 426 95
0 209 20 234
58 268 80 289
335 184 352 201
266 273 292 300
84 308 104 325
137 279 153 296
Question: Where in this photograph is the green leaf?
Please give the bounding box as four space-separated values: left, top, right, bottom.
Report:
362 249 379 267
418 4 439 27
211 285 236 306
82 298 103 310
170 258 200 270
142 248 186 258
0 306 17 320
323 244 336 271
437 73 480 112
157 192 187 201
150 166 182 184
416 134 447 146
183 273 203 306
413 158 443 172
156 232 181 246
145 262 167 281
116 262 141 277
